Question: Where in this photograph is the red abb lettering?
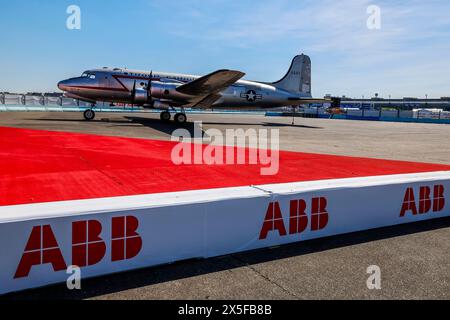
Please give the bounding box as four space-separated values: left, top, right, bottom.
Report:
311 197 329 231
419 186 431 214
260 197 330 240
400 187 418 217
14 225 67 278
72 220 106 267
15 216 142 279
259 202 287 240
433 185 445 212
289 200 308 235
111 216 143 261
400 185 445 217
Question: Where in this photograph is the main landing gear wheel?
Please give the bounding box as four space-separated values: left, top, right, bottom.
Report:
84 109 96 121
160 111 171 121
174 113 187 124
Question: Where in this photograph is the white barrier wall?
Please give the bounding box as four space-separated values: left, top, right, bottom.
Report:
24 96 44 106
61 98 77 106
0 171 449 294
45 97 62 106
4 95 22 105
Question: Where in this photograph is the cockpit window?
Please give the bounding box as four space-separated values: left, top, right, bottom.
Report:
81 72 96 79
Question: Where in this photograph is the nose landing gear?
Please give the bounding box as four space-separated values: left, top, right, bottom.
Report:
83 103 97 121
84 109 96 121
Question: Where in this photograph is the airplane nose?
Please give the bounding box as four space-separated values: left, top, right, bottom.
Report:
57 80 67 91
58 79 77 91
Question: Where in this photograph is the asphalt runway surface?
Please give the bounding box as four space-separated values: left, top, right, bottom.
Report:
1 111 449 300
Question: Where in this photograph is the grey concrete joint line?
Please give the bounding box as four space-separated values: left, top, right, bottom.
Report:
231 255 299 299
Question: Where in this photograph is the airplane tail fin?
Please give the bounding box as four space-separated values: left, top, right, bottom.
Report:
272 54 311 97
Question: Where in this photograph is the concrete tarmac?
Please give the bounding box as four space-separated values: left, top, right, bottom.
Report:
1 111 449 300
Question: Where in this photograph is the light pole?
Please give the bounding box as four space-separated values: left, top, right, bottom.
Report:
425 94 428 108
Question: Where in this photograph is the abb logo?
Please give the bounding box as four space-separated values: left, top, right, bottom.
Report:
14 216 142 279
259 197 329 240
400 185 445 217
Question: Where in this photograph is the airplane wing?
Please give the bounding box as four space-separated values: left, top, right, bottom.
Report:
176 69 245 96
187 93 223 109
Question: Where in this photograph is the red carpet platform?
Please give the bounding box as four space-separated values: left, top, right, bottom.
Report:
1 126 449 206
0 126 449 294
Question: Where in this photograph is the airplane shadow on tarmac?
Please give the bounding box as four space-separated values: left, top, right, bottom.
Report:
28 116 323 137
121 116 206 137
120 118 325 131
4 216 450 300
27 116 207 137
200 121 323 129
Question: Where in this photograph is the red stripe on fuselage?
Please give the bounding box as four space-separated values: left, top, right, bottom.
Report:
68 85 128 92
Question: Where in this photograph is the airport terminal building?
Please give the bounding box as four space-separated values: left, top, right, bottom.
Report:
338 96 450 111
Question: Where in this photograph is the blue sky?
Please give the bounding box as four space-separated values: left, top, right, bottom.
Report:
0 0 449 98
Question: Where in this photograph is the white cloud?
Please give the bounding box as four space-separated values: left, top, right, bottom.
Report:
162 0 450 97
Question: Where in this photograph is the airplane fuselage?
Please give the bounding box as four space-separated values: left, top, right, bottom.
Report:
58 68 311 109
57 54 327 123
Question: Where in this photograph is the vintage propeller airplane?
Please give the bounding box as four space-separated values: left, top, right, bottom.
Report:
58 54 333 123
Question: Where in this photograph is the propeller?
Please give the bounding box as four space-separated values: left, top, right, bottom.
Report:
147 71 153 99
130 72 152 106
130 80 137 104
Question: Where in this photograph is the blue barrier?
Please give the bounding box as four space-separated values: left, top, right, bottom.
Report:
266 111 450 125
330 114 346 120
346 115 380 121
265 112 284 116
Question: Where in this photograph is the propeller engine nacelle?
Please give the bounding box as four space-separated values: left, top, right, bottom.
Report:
150 82 188 100
132 88 151 104
130 72 189 105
